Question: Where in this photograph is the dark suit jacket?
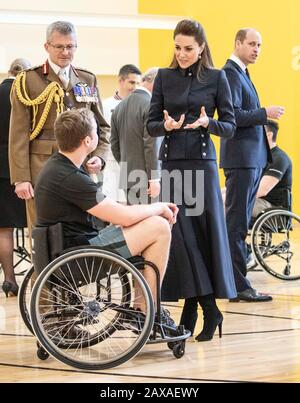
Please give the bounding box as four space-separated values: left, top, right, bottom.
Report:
147 65 235 161
110 88 161 189
0 78 14 178
220 59 271 169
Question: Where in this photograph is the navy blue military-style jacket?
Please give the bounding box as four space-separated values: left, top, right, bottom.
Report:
147 63 236 161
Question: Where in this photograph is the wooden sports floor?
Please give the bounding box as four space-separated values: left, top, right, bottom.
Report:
1 245 300 383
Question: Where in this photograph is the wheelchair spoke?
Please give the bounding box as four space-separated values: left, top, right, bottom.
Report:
30 249 154 370
53 267 84 301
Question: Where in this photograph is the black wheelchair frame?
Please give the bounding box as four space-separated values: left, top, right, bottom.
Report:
19 223 190 370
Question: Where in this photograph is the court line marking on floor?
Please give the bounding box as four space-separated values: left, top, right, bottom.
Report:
164 303 300 321
1 326 299 340
223 310 300 321
0 362 259 383
222 328 300 336
0 332 33 338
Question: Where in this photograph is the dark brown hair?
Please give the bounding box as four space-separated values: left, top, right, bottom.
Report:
118 64 141 79
266 119 279 142
54 108 96 152
170 19 214 80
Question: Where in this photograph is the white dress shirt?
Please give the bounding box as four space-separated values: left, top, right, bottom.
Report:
48 59 71 78
229 54 247 73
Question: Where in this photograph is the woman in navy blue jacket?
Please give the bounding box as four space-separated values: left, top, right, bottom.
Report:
147 19 237 341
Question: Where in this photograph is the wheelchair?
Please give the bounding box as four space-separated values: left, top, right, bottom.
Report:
248 190 300 281
19 223 190 370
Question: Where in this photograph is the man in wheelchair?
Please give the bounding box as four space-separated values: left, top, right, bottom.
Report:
34 108 179 332
252 120 292 218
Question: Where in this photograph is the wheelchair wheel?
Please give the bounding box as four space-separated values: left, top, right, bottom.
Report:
251 210 300 280
18 263 130 338
30 247 154 370
18 265 35 334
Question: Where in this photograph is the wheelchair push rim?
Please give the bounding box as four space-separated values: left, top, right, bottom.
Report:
18 265 35 334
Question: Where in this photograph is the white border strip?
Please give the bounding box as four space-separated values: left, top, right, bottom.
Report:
0 10 184 30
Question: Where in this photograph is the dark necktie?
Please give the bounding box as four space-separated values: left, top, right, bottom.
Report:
245 67 259 101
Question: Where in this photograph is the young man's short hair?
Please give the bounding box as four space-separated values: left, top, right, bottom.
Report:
54 108 96 152
265 119 279 142
118 64 141 79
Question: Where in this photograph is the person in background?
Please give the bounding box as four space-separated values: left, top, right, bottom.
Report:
0 58 31 297
103 64 142 123
221 28 285 302
102 64 142 200
252 120 292 217
111 67 161 205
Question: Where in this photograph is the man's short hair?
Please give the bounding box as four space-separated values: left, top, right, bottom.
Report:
46 21 77 42
235 28 250 44
54 108 96 152
265 119 279 142
141 67 159 83
118 64 141 79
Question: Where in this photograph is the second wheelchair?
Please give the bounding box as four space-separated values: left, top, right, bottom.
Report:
249 208 300 281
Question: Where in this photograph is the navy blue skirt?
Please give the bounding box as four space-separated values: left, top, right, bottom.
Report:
161 160 236 301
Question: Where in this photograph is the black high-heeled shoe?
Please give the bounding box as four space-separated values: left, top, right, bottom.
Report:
195 312 223 342
195 294 223 342
2 281 19 297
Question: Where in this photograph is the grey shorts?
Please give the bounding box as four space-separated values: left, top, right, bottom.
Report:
88 225 132 259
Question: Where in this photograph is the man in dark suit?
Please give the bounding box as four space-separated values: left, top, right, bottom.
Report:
221 28 285 301
110 67 161 205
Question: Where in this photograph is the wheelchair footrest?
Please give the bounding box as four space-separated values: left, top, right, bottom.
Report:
147 323 191 344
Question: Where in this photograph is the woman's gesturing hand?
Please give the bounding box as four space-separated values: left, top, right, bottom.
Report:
163 109 185 131
184 106 209 129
